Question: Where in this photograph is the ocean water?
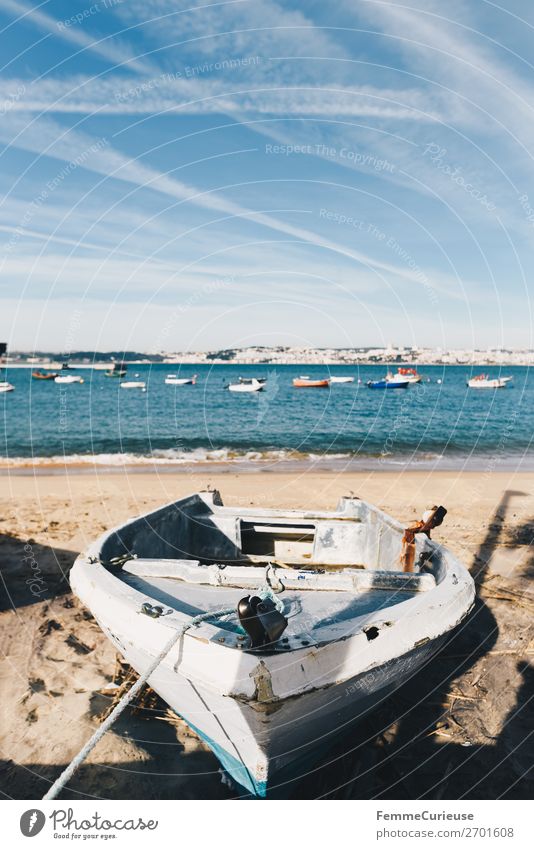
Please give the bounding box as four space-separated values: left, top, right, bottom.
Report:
1 364 533 471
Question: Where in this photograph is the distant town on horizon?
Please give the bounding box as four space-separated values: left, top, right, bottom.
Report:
2 343 534 367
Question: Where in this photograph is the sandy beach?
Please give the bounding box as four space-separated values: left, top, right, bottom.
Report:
1 469 533 800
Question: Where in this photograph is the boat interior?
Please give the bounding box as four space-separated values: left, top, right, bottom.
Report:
97 492 446 649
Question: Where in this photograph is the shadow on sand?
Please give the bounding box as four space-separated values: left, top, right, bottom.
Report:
0 706 231 800
0 532 74 612
287 490 533 799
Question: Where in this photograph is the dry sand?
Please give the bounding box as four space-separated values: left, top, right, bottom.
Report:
1 468 533 799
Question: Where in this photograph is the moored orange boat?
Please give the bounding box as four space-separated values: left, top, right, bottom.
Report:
32 370 58 380
292 376 330 388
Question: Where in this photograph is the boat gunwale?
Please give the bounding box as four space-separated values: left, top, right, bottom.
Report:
69 492 475 701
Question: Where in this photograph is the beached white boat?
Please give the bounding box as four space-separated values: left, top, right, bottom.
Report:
165 374 197 385
120 381 146 390
0 381 14 392
330 376 354 384
54 375 84 384
70 491 475 797
228 378 264 392
467 374 512 389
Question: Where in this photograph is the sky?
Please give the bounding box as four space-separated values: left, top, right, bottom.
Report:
1 0 533 353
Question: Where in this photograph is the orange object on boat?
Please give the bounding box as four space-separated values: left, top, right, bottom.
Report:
292 376 330 388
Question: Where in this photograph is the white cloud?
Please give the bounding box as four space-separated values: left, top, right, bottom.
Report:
0 109 461 296
0 0 153 73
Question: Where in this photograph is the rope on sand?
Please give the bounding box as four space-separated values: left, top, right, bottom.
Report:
42 606 235 801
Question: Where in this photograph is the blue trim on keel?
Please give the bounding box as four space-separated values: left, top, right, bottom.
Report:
180 715 267 798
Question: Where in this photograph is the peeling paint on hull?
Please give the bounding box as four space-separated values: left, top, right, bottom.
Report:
70 491 475 797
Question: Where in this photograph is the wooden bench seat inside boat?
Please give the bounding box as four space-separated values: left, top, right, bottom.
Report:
119 558 436 593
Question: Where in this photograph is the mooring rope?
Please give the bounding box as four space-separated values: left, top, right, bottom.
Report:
43 605 235 801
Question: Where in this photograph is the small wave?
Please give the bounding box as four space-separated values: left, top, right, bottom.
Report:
3 448 524 473
0 447 329 468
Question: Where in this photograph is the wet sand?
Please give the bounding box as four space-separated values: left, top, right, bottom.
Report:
1 469 533 799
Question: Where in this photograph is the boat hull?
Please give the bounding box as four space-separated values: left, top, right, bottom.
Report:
292 379 330 388
228 381 263 392
467 378 511 389
366 380 409 389
69 491 475 798
120 381 146 389
54 376 84 384
82 602 447 796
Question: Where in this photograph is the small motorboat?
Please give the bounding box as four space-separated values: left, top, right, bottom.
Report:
228 378 264 392
467 374 512 389
0 381 14 393
239 376 266 384
292 376 330 388
330 376 354 384
70 492 474 797
105 363 127 378
396 367 422 384
367 371 409 389
120 381 146 390
54 375 84 384
165 374 197 385
32 370 58 380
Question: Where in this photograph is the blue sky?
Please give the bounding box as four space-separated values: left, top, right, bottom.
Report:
1 0 533 352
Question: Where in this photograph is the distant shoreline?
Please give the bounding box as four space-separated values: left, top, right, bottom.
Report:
3 361 532 368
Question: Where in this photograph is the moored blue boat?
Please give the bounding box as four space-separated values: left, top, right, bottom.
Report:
367 377 409 389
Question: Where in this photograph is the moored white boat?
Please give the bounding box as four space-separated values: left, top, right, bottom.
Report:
396 367 422 384
54 375 84 384
330 375 354 384
70 491 475 797
120 380 146 390
228 378 264 392
467 374 512 389
165 374 197 385
0 381 14 392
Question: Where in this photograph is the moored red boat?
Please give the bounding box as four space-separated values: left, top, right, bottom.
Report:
397 367 422 384
292 376 330 388
32 370 58 380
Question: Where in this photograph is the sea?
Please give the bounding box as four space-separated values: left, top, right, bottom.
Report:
1 364 533 472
